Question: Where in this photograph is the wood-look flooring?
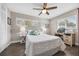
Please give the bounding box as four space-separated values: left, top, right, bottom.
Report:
0 43 79 56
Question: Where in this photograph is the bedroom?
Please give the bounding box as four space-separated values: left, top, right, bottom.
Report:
0 3 79 56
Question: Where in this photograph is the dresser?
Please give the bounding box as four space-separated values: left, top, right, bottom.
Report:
63 33 75 47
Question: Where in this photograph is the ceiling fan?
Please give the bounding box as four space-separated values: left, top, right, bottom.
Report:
33 3 57 15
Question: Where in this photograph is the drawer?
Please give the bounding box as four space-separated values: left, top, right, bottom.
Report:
64 37 71 41
64 36 71 39
64 39 71 44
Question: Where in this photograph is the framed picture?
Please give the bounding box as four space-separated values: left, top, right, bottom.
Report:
7 17 11 25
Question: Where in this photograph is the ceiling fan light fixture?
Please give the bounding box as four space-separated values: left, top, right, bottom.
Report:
33 3 57 15
42 9 46 14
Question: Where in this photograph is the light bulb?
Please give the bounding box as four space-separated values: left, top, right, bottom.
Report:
42 9 46 14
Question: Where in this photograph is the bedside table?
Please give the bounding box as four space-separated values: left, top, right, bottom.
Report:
63 33 75 47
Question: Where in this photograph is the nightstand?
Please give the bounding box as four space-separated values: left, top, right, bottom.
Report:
63 33 75 47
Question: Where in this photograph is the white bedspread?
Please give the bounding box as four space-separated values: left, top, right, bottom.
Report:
25 34 66 56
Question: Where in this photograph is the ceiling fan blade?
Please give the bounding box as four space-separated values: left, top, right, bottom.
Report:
46 6 57 10
33 8 43 10
46 11 49 15
43 3 47 8
39 12 42 15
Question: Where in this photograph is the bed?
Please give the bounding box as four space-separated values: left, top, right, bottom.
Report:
25 34 66 56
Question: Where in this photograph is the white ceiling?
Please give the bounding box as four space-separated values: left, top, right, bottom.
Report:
6 3 79 19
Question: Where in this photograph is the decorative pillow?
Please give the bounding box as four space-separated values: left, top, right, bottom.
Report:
28 30 40 35
27 30 32 35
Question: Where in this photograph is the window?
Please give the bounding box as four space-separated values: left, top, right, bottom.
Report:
57 15 77 33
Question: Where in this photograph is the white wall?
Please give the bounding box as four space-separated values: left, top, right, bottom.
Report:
49 19 58 35
0 4 11 53
7 8 11 44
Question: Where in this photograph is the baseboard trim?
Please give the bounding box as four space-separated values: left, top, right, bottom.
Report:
10 40 22 44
